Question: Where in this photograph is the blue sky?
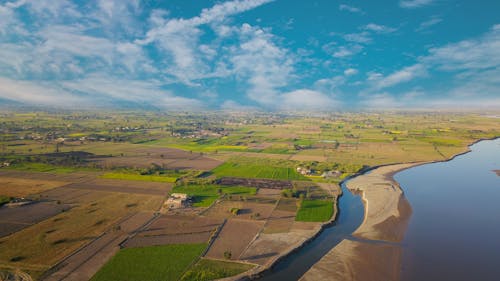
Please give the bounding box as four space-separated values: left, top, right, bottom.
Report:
0 0 499 110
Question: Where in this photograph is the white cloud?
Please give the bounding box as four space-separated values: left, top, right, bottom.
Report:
343 32 372 43
231 23 294 107
399 0 434 9
339 4 364 14
363 23 397 33
332 45 363 58
0 77 86 106
373 64 426 89
344 68 358 76
416 17 442 32
279 89 337 111
136 0 274 85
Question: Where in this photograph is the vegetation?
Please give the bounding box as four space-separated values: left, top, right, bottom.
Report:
295 200 334 222
181 258 254 281
172 184 256 207
91 244 207 281
212 162 307 180
0 195 11 206
100 172 177 183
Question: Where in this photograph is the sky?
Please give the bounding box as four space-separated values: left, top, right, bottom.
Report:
0 0 499 111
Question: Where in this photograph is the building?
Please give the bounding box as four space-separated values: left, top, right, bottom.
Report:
165 193 191 209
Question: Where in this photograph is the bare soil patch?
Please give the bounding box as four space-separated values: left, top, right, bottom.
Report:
93 147 222 170
204 201 275 221
60 180 171 196
205 219 264 260
0 202 70 238
263 210 296 234
0 177 69 198
123 215 223 248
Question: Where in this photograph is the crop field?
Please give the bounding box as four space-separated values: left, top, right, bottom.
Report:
212 162 307 180
100 172 178 183
91 243 207 281
172 184 257 207
295 200 334 222
181 258 254 281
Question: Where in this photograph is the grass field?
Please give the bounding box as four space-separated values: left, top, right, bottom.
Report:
91 243 207 281
100 172 178 183
295 200 334 222
212 162 307 180
172 184 257 207
0 195 11 206
181 258 254 281
5 162 95 173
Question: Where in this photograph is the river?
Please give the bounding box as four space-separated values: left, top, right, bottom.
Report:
258 177 365 280
259 138 499 280
396 138 500 281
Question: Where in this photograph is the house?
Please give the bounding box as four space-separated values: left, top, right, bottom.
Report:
296 167 313 175
1 162 10 167
322 170 343 178
165 193 191 209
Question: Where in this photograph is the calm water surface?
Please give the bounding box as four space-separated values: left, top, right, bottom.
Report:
396 138 500 281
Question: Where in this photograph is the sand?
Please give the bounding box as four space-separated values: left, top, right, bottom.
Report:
301 163 421 281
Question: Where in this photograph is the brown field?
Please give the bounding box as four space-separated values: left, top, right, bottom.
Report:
240 229 317 266
205 219 264 260
123 215 223 248
0 177 69 198
0 170 97 184
43 212 155 281
262 209 296 234
204 200 275 221
256 188 282 197
60 179 172 196
0 190 162 276
0 202 70 238
93 147 222 170
274 198 298 213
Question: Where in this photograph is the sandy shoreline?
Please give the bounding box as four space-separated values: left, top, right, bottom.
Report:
300 163 421 281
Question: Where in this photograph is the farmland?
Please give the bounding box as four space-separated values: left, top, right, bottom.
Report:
212 162 307 180
181 258 254 281
295 200 335 222
0 110 499 280
91 243 207 281
171 184 257 207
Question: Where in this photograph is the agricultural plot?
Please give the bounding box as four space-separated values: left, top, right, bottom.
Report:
212 162 308 181
181 258 254 281
91 243 207 281
171 184 256 207
0 190 162 276
296 200 334 222
0 176 69 197
123 215 223 248
0 201 70 238
205 219 264 260
61 179 172 196
203 200 275 220
100 172 178 183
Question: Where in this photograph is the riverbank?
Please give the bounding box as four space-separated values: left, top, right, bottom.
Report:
300 163 420 281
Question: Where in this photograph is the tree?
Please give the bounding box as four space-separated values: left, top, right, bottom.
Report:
224 250 232 260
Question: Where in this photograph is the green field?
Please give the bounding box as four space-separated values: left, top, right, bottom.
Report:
181 258 254 281
100 172 178 183
0 195 11 207
172 184 257 207
295 200 334 222
212 162 307 180
91 244 207 281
